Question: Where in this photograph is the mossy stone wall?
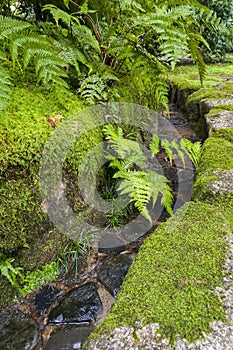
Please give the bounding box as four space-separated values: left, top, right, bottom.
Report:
86 64 233 348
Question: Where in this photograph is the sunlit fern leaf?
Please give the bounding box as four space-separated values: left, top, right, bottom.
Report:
150 135 160 157
105 125 174 223
0 66 11 113
42 4 73 27
0 15 32 38
104 124 146 167
171 140 185 166
186 34 206 86
147 170 173 215
161 138 174 166
180 138 202 168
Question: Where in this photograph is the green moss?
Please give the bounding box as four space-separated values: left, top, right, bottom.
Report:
88 202 229 345
171 63 233 90
0 87 85 174
197 131 233 176
0 229 69 309
187 88 231 106
192 130 233 231
206 105 233 118
0 87 103 308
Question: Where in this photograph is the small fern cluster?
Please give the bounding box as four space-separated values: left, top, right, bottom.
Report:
103 124 202 223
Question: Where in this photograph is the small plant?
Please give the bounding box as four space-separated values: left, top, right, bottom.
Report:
20 262 58 297
0 254 58 297
103 125 202 223
0 253 24 293
180 138 202 168
57 230 93 280
105 198 132 228
0 231 93 296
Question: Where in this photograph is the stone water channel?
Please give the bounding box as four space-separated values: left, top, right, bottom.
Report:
0 105 201 350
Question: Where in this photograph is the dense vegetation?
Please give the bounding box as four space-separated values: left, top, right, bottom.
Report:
1 0 230 117
0 0 233 345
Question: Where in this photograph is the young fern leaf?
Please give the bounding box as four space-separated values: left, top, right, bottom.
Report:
105 125 174 223
0 66 11 114
180 138 202 168
171 140 185 166
147 171 173 215
104 124 146 167
161 138 174 166
150 135 160 157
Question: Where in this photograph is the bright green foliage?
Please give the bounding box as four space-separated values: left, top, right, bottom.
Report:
198 0 233 62
180 138 202 168
0 15 70 111
104 124 173 223
0 0 219 111
0 253 24 293
103 125 201 223
20 262 58 297
0 254 58 298
0 228 93 298
89 202 229 345
0 66 11 117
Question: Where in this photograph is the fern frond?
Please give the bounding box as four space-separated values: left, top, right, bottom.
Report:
0 15 32 38
147 171 173 215
72 24 101 53
150 135 160 157
180 138 202 168
0 66 11 112
42 5 73 27
104 124 146 167
161 138 174 166
186 30 208 86
170 140 185 166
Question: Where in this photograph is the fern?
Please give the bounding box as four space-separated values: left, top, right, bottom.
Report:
104 125 174 223
161 138 174 166
0 66 11 113
0 15 32 38
149 135 160 157
104 124 146 167
180 138 202 168
0 15 72 109
0 1 216 110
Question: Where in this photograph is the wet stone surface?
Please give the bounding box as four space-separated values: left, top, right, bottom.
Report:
97 254 133 297
35 285 62 316
0 309 39 350
48 283 102 325
45 326 95 350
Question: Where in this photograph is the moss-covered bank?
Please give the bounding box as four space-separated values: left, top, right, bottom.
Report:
193 128 233 231
87 202 230 345
0 87 103 308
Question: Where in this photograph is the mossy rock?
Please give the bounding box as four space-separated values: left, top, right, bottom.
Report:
170 63 233 120
192 129 233 230
87 202 229 346
0 87 103 306
170 63 233 91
